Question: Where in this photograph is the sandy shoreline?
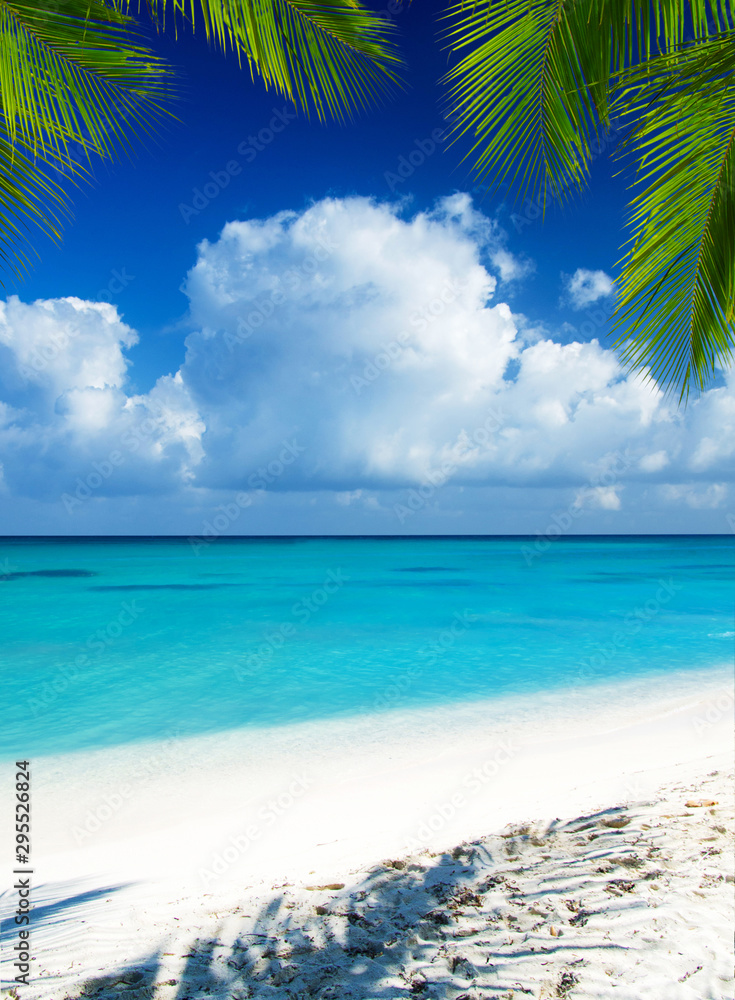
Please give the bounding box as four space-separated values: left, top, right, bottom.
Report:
1 668 733 998
28 766 733 1000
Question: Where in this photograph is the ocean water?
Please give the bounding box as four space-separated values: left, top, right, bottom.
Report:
1 536 732 760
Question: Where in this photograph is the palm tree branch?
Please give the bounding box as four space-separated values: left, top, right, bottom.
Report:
442 0 614 207
0 0 172 162
611 38 735 396
0 130 68 272
442 0 735 206
140 0 402 121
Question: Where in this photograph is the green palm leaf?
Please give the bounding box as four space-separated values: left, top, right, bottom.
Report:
612 36 735 397
442 0 599 210
0 0 172 161
442 0 733 209
0 0 172 274
141 0 402 121
0 133 68 272
442 0 735 395
0 0 398 277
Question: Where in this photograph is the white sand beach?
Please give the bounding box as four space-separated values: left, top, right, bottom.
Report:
2 667 733 1000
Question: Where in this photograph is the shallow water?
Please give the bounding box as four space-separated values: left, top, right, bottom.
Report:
1 535 732 758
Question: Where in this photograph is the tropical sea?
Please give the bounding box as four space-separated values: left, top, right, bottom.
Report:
2 535 733 763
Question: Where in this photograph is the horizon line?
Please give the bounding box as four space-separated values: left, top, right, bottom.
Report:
1 534 732 541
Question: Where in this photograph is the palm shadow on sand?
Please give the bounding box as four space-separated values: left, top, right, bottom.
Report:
63 804 659 1000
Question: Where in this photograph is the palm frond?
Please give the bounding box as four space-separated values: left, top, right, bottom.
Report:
611 36 735 397
442 0 734 208
0 132 69 273
0 0 172 162
141 0 403 121
442 0 597 209
0 0 174 276
0 0 399 276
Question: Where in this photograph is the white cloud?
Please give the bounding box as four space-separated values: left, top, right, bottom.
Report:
0 296 136 395
177 196 684 496
491 248 534 284
0 195 732 529
565 268 615 309
0 299 204 501
661 483 728 509
335 489 364 506
639 450 670 473
576 485 623 510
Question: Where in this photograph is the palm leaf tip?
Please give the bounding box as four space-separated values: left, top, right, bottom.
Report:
141 0 404 121
440 0 605 209
611 35 735 397
0 0 174 161
0 0 176 275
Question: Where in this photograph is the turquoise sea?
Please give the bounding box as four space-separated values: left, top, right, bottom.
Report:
1 536 733 760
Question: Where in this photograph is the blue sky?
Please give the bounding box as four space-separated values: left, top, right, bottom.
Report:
0 0 733 535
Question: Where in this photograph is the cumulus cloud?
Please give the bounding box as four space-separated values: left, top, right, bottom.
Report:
639 450 670 473
180 194 525 491
177 194 687 496
661 483 728 509
575 484 623 510
0 297 204 502
565 268 615 309
490 248 534 284
0 195 732 526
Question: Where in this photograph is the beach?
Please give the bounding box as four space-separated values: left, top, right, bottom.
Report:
3 667 733 1000
2 0 735 983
